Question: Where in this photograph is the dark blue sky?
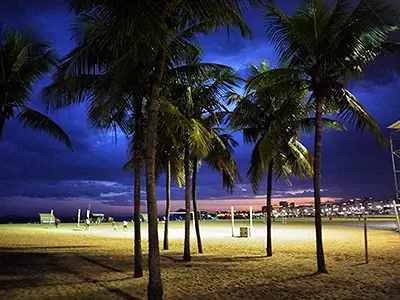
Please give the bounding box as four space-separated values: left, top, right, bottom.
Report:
1 0 399 216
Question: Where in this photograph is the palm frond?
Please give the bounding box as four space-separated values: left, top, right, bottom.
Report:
17 108 72 150
299 117 346 135
335 88 387 145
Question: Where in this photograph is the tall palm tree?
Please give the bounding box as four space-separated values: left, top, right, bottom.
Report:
121 99 147 278
231 62 343 257
192 119 242 254
159 145 184 251
155 122 184 251
43 39 151 278
42 13 210 279
54 1 269 297
161 61 241 261
125 113 185 252
0 24 71 148
185 72 242 256
256 0 398 273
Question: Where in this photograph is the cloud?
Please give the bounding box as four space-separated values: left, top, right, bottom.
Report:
101 199 147 207
100 192 130 198
82 181 120 187
0 180 132 199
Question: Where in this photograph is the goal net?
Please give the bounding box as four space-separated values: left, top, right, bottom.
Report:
168 211 196 228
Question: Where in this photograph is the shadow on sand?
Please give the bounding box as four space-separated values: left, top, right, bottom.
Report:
0 245 96 251
0 250 141 300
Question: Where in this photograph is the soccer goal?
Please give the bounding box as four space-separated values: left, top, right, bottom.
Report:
169 211 196 229
231 206 253 238
38 209 55 224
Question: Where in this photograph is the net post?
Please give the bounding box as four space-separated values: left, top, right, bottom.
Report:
77 209 81 227
231 206 235 237
364 216 369 264
250 206 253 228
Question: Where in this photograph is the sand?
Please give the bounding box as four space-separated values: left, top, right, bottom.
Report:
0 218 399 299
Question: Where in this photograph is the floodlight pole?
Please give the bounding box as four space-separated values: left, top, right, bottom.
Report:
231 206 235 237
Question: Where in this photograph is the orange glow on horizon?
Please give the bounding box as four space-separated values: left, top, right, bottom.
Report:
157 197 341 212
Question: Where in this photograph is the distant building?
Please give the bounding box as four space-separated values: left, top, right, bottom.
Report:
279 201 289 208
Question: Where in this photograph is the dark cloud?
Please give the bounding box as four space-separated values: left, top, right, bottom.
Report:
0 180 130 199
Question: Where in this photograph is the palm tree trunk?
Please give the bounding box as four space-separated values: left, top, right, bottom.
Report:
314 97 328 273
192 157 203 254
0 116 5 139
183 143 191 262
163 159 171 250
266 160 273 257
146 46 166 300
133 157 143 277
133 103 143 278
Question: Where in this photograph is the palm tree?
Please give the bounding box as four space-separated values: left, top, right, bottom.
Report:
53 1 269 297
161 61 241 260
43 41 151 279
160 87 215 262
231 62 343 257
0 24 71 148
185 73 242 256
122 99 147 278
257 0 398 272
126 113 185 252
160 145 184 251
192 120 242 254
155 123 185 251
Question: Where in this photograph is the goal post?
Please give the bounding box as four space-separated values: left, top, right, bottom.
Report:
250 206 253 228
281 213 288 224
169 211 196 229
231 206 235 237
77 209 81 227
231 206 253 238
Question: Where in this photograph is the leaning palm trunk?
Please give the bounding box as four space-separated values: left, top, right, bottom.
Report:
146 46 166 300
192 157 203 253
183 143 191 262
313 97 327 273
163 159 171 250
266 160 273 257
